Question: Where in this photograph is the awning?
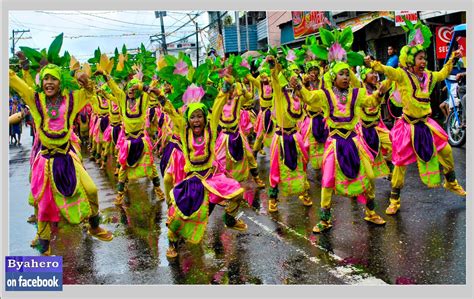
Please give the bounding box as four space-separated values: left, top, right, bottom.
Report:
338 11 395 33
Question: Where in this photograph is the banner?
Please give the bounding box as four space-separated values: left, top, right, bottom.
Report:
436 26 454 59
291 11 330 38
394 11 418 27
338 11 394 32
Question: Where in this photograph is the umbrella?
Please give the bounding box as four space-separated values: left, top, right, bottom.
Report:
241 51 262 59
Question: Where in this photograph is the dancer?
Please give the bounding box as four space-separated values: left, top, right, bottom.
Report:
10 62 113 255
356 66 393 179
246 66 275 157
215 74 265 187
163 74 248 258
96 70 166 205
266 55 311 212
300 60 328 172
296 27 388 232
366 20 466 215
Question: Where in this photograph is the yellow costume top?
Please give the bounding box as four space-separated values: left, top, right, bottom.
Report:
9 69 93 149
106 77 150 135
371 56 454 119
246 73 274 109
300 85 383 132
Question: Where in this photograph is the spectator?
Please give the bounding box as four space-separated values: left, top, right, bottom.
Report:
456 71 466 127
386 46 399 68
9 98 22 145
439 81 459 124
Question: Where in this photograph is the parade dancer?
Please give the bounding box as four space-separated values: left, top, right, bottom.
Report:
159 94 186 205
75 103 92 146
239 75 257 139
97 83 122 175
297 27 387 232
91 84 110 169
246 67 276 157
214 75 265 187
356 66 393 179
266 56 311 212
97 71 166 205
366 20 466 215
163 75 248 258
10 63 113 255
300 60 328 172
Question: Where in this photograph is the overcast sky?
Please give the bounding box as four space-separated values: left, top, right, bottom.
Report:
8 10 212 61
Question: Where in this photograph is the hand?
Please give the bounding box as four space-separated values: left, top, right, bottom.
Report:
39 57 49 68
378 83 389 96
455 72 465 81
76 71 89 87
453 49 463 59
16 51 26 61
289 76 299 89
266 56 276 68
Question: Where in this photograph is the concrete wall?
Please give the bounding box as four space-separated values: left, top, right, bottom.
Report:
267 11 292 47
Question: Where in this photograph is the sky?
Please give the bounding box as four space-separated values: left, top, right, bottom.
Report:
8 10 212 61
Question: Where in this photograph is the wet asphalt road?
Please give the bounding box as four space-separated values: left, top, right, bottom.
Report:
8 129 466 285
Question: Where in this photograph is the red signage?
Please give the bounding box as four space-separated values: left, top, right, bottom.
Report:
394 10 418 27
291 11 330 38
436 26 467 62
436 26 454 59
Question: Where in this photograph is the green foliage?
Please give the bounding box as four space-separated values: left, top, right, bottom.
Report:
310 44 329 61
47 33 63 65
193 62 209 86
338 27 354 50
19 46 42 65
346 51 364 67
319 27 335 47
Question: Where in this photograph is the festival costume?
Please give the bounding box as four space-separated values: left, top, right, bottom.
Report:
215 82 263 185
165 90 246 251
267 64 310 211
91 93 110 167
300 26 387 231
355 75 393 178
9 64 112 255
105 77 164 203
370 19 466 215
300 64 328 170
159 105 186 205
239 80 257 136
76 103 92 143
246 73 276 154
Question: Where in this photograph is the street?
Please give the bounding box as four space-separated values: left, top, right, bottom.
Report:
8 126 466 285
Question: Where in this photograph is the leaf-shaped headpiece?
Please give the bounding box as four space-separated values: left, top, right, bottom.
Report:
398 17 433 67
310 26 364 68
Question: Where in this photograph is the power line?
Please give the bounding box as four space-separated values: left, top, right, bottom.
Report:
34 11 147 33
167 12 226 45
78 11 160 28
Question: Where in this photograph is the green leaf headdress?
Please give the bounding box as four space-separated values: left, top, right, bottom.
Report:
18 33 78 90
399 17 433 67
310 26 364 84
18 33 80 92
157 55 217 110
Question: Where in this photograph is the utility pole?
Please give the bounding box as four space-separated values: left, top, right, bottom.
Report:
235 11 241 54
11 29 30 56
217 11 223 35
154 11 167 55
196 21 199 67
245 11 250 51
